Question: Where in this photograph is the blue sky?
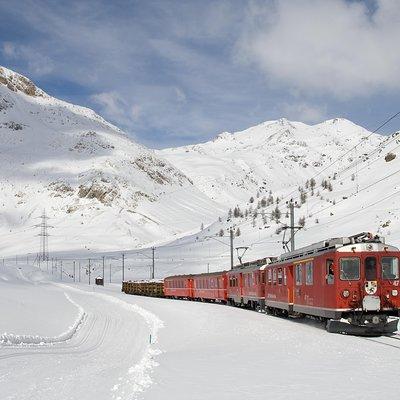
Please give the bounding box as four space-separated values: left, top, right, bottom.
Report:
0 0 399 148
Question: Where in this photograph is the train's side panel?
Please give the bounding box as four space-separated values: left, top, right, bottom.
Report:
227 270 242 304
192 272 228 302
164 275 193 298
265 263 293 311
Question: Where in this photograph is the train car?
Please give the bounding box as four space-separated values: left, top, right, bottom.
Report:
192 271 228 302
122 280 164 297
163 274 193 299
264 232 400 335
227 258 276 310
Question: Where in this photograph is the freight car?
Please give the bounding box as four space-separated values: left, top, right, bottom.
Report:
122 280 164 297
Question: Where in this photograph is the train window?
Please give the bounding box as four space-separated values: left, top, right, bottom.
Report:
306 262 313 285
277 268 283 285
326 259 334 284
261 272 265 284
295 264 302 285
340 258 360 280
268 269 272 284
283 268 287 286
382 257 399 280
272 269 277 285
365 257 377 281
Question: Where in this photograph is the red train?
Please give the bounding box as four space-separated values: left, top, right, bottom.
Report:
163 232 400 335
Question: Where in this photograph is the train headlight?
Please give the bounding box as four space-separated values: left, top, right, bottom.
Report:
342 289 350 298
392 290 398 296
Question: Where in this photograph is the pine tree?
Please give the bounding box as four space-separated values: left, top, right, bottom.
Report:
218 228 224 237
249 196 254 203
261 197 267 207
298 216 306 227
235 227 241 237
200 222 204 230
300 191 307 204
272 206 281 223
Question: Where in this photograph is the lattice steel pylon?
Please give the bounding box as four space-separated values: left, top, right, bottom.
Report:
35 209 52 262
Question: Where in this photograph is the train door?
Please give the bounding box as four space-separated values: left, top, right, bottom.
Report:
294 262 304 306
286 265 294 305
324 258 335 308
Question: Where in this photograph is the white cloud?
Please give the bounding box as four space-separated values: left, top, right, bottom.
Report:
90 91 132 125
237 0 400 99
2 41 54 75
280 101 327 123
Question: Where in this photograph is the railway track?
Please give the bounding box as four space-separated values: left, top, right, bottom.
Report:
362 333 400 350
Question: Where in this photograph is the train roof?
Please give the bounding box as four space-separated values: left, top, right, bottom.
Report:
275 232 399 263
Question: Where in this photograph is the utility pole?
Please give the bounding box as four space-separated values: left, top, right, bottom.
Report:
88 258 91 285
151 247 155 279
230 227 234 270
102 256 105 283
289 200 295 252
282 199 301 253
122 254 125 282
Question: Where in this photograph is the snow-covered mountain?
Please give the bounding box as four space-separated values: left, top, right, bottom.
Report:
2 65 400 266
153 119 400 276
158 118 383 206
0 66 223 256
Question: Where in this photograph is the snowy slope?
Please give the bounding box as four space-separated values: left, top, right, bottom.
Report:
158 118 383 206
0 66 224 256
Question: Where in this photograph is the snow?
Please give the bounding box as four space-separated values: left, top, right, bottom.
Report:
2 66 400 398
1 262 400 400
0 263 162 400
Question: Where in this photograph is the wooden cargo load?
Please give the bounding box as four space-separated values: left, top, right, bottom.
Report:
122 280 164 297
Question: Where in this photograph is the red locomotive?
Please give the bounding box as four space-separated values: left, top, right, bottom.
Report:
146 232 400 335
263 232 400 334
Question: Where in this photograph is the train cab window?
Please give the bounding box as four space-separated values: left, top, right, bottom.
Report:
305 261 313 285
340 258 360 281
277 268 283 285
261 272 265 284
295 264 302 285
326 259 334 284
283 268 287 286
365 257 377 281
382 257 399 280
268 269 272 284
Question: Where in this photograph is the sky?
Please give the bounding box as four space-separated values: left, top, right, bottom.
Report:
0 0 400 149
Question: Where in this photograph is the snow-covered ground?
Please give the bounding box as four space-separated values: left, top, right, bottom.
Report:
1 262 400 400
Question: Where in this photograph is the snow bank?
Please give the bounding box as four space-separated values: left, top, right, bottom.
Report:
59 284 164 399
0 292 85 346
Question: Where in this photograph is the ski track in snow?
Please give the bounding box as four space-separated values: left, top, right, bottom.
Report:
0 292 85 346
55 283 165 400
0 275 164 400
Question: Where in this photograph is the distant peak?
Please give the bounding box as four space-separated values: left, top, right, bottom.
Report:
213 131 231 141
0 66 45 97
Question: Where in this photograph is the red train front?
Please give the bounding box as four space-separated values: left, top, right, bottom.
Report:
265 232 400 335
